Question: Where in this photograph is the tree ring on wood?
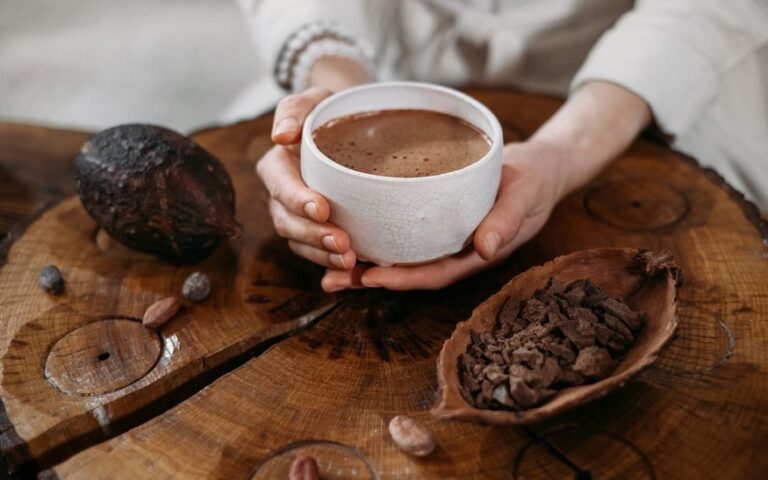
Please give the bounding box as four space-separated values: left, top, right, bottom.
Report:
640 301 736 382
44 318 162 396
584 179 689 231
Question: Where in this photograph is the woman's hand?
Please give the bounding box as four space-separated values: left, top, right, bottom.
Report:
257 87 359 271
256 56 371 277
321 141 568 290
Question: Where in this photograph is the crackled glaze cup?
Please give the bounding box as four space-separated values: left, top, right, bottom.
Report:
301 82 503 266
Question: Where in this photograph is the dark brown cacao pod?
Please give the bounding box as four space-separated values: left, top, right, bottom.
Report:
75 124 242 260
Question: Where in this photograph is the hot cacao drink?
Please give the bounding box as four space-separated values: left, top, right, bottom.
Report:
312 109 491 178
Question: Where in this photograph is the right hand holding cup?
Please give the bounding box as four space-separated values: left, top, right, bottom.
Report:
256 87 358 279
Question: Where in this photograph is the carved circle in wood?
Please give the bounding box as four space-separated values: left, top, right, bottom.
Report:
44 318 162 396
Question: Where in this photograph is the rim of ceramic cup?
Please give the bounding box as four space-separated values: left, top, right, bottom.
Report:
302 81 503 183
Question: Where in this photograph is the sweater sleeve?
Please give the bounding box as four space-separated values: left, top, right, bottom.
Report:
233 0 372 72
571 0 768 135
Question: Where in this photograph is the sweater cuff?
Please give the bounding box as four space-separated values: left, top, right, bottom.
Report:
253 0 370 77
571 24 719 135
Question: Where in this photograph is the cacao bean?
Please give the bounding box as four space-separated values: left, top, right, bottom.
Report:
288 455 320 480
40 265 64 295
388 415 436 457
182 272 210 302
143 296 181 329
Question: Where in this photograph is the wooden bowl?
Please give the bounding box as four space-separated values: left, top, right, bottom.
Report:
432 248 679 425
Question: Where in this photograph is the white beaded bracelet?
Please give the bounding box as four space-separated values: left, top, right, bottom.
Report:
274 21 375 92
290 38 375 92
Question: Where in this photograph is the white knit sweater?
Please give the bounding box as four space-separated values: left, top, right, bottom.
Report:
236 0 768 209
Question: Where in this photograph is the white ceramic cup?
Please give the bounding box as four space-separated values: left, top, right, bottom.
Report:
301 82 503 266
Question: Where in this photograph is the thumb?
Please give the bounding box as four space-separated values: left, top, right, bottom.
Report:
272 87 332 145
473 184 527 260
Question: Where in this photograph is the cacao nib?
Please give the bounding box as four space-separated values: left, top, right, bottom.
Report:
521 298 548 324
573 346 616 378
600 297 643 330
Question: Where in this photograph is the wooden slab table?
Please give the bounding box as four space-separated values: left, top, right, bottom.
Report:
1 91 767 479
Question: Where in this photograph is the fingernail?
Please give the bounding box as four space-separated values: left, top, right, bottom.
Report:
330 254 347 269
484 232 501 258
361 276 380 288
273 118 298 136
322 235 339 252
304 201 320 221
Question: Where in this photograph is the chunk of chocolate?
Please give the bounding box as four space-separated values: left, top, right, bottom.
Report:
508 378 539 408
559 285 586 306
498 296 522 324
500 348 512 364
573 346 616 378
575 314 597 339
556 368 586 386
603 313 634 344
482 365 508 385
459 276 643 412
509 364 538 384
520 321 556 340
520 298 548 324
480 379 494 399
594 323 614 346
599 297 642 330
512 347 545 368
546 307 565 326
576 279 608 307
545 277 567 294
557 319 594 350
571 306 597 326
497 296 528 336
535 356 561 389
542 341 576 363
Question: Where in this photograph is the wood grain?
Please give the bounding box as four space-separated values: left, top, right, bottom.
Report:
0 124 88 258
29 91 768 479
0 118 340 474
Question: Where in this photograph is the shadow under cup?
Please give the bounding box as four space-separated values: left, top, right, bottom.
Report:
301 82 503 267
